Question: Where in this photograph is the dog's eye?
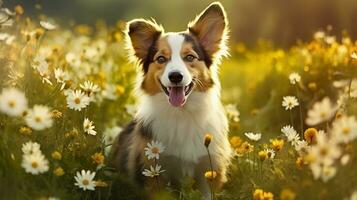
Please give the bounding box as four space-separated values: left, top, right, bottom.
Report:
156 56 167 64
184 54 196 62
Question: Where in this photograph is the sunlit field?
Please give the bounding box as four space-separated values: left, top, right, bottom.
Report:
1 1 357 200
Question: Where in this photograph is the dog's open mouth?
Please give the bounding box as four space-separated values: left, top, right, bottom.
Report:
159 81 194 107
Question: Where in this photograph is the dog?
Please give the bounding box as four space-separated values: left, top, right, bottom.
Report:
110 2 232 198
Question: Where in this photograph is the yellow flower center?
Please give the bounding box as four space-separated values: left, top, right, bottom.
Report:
82 179 89 186
74 98 81 104
151 147 159 154
8 100 16 108
319 147 328 156
31 161 38 168
342 127 350 135
35 116 42 123
320 112 327 118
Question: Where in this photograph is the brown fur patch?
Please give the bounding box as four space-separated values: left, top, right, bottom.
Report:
188 2 228 59
126 19 163 73
141 35 214 95
181 40 214 92
141 36 172 95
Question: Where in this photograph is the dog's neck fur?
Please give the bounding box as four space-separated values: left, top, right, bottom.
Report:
136 85 232 167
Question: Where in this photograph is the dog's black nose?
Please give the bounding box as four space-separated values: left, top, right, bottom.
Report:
168 71 183 84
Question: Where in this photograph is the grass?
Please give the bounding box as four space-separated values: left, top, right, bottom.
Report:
0 6 357 200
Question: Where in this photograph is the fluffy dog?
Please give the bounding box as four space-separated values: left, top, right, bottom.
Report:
111 2 232 198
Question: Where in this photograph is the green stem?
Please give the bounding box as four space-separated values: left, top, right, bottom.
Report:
295 86 304 136
206 147 214 200
154 158 159 189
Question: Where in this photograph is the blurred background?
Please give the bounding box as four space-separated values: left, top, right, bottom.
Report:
4 0 357 47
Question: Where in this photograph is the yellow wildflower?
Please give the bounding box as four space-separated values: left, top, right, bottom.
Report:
51 110 63 119
236 141 254 155
204 134 213 148
91 152 104 165
75 24 92 35
280 188 296 200
15 5 24 15
204 170 217 181
258 150 268 161
19 126 32 136
304 128 318 144
35 28 45 39
230 136 243 149
53 167 65 176
116 85 125 95
308 82 317 90
296 157 304 170
271 139 284 151
51 151 62 160
253 189 274 200
253 189 264 200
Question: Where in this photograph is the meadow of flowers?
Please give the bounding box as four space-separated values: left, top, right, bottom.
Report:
0 4 357 200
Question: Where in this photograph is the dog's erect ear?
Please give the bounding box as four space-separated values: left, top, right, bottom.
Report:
188 2 228 58
126 19 163 62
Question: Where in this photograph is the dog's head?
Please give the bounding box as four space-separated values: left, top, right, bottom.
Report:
126 2 228 107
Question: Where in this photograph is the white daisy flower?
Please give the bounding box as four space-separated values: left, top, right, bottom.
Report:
305 97 337 126
83 46 98 60
308 134 341 167
142 164 165 178
340 154 350 166
103 126 122 145
25 105 53 131
314 31 325 40
331 116 357 144
144 140 165 160
294 140 309 155
325 36 336 45
65 52 81 67
289 72 301 85
349 191 357 200
74 170 96 191
281 125 300 145
265 149 275 159
320 165 337 182
244 132 261 141
22 141 41 155
0 88 27 117
66 90 90 111
54 68 70 90
31 55 52 85
83 118 97 136
21 152 49 175
225 104 240 122
80 81 100 96
0 32 15 45
310 163 336 182
40 21 56 30
282 96 299 110
351 52 357 60
0 8 15 27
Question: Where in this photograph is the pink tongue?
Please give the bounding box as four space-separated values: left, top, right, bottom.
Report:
169 87 185 107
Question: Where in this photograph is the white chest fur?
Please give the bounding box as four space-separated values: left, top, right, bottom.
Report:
137 89 232 166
